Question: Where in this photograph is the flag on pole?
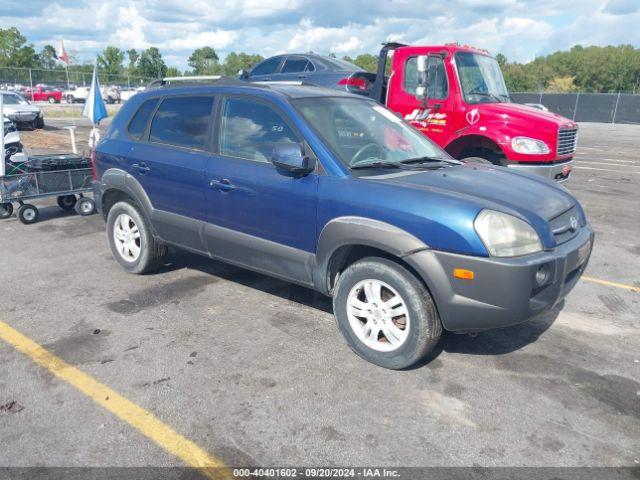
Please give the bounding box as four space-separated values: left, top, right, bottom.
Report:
83 60 108 148
58 40 71 65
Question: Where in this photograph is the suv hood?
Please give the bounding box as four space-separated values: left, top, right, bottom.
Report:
367 163 579 244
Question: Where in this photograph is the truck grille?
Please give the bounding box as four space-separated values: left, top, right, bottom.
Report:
550 206 580 245
557 128 578 156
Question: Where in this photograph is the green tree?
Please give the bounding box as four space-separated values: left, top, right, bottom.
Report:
138 47 167 78
126 48 139 74
188 47 219 75
344 54 378 73
0 27 38 67
37 44 58 70
222 52 263 76
165 66 181 77
97 46 125 76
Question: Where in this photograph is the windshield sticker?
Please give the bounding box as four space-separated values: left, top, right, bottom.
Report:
466 108 480 125
373 105 402 123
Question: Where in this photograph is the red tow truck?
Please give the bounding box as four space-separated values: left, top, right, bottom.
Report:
367 43 577 181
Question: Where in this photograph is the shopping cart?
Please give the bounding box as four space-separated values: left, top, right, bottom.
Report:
0 153 96 224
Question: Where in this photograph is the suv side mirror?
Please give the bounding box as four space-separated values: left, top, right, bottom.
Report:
415 55 429 101
270 143 315 176
238 69 249 79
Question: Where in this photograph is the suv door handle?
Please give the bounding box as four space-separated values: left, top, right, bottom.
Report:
132 162 151 174
209 178 236 192
297 75 306 79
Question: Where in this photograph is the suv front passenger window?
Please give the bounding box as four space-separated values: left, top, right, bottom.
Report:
219 98 299 162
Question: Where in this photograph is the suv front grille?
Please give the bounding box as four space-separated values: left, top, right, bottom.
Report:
550 206 580 245
557 128 578 156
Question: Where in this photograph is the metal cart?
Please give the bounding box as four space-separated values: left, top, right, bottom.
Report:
0 153 96 224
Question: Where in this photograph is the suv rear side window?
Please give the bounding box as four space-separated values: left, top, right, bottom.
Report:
128 98 158 139
149 96 214 150
219 97 299 162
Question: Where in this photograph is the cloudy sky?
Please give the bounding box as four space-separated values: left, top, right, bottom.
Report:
2 0 639 69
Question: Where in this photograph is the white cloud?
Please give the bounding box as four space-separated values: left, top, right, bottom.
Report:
1 0 637 69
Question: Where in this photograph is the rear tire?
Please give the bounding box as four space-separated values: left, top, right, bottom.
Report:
18 204 39 224
57 194 77 211
106 200 166 274
333 257 442 369
0 203 13 219
48 96 56 104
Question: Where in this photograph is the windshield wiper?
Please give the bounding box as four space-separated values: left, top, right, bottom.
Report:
350 160 444 170
400 156 461 166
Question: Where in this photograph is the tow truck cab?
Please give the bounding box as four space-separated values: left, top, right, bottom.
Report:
371 43 577 181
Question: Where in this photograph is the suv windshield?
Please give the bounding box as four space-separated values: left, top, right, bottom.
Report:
293 97 450 168
1 93 29 105
455 52 510 104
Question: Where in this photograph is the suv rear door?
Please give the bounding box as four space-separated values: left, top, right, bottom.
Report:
203 95 318 285
125 94 215 252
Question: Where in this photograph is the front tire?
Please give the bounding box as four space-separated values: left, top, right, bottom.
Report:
18 204 39 224
106 200 166 274
75 197 95 216
333 257 442 369
48 96 56 104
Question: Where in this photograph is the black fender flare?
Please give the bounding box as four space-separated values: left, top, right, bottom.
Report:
313 216 429 294
100 168 157 235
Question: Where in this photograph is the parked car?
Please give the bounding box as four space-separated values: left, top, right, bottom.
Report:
242 54 374 94
118 86 144 102
66 85 120 104
93 79 594 369
253 44 578 182
3 116 23 162
25 85 62 103
0 91 44 129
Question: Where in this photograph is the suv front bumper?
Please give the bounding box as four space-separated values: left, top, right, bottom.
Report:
405 224 594 332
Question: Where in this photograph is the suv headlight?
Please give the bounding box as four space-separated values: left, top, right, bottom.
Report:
474 210 542 257
511 136 549 154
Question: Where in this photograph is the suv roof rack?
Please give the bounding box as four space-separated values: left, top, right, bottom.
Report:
146 75 246 89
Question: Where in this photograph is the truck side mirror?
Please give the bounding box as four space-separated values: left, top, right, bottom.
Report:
415 55 429 101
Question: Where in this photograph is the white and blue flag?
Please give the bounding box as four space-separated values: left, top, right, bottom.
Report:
82 60 107 125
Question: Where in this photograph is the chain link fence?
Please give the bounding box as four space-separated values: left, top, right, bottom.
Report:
0 67 155 92
511 92 640 124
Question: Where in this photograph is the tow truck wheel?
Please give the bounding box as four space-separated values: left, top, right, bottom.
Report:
18 204 39 225
0 203 13 219
75 197 96 216
57 195 77 211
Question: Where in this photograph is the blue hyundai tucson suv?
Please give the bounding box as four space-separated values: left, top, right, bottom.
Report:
93 77 594 369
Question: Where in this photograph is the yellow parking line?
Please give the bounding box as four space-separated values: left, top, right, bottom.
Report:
582 276 640 293
0 320 230 480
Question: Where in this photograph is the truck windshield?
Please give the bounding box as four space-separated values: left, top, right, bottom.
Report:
455 52 510 104
293 97 451 168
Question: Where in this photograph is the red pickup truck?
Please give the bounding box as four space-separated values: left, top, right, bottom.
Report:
365 43 576 181
25 85 62 104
